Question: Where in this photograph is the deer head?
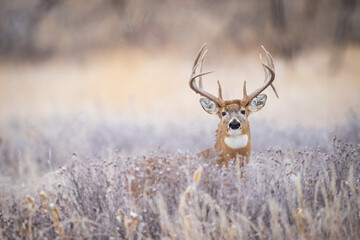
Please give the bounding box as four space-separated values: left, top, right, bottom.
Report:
189 44 278 166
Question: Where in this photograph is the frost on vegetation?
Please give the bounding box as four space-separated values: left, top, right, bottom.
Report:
0 116 360 239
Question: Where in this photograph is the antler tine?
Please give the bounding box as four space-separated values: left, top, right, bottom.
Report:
189 44 225 107
242 46 276 106
190 44 212 86
260 46 279 98
243 80 247 98
192 43 206 72
198 49 208 89
217 80 223 100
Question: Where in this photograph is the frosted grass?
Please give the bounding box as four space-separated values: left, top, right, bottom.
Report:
0 114 359 239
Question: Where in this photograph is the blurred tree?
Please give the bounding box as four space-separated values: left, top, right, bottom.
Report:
269 0 292 59
0 0 359 60
0 0 59 58
304 0 319 19
334 0 356 46
331 0 357 66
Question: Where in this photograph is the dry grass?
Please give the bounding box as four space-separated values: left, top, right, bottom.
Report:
0 113 359 239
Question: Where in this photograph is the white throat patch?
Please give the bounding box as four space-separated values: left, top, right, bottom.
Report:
224 134 248 149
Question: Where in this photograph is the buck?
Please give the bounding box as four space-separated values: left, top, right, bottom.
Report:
189 44 278 167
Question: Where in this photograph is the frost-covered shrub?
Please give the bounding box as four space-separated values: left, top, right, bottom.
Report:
0 115 359 239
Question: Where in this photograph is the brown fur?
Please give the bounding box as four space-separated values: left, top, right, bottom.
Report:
199 100 253 167
191 44 276 168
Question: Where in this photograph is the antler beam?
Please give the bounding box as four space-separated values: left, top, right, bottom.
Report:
242 46 278 106
189 44 225 107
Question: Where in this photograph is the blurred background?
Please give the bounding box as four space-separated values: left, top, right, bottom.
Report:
0 0 359 126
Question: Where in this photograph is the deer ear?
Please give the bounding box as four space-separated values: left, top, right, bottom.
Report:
200 97 218 115
248 94 267 112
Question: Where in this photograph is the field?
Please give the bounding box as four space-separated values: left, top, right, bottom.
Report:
1 1 360 238
0 44 360 239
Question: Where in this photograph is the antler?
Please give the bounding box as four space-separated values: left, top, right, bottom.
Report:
242 46 278 106
189 44 225 107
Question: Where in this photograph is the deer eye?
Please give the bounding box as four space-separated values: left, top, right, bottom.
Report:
222 111 226 116
241 110 246 114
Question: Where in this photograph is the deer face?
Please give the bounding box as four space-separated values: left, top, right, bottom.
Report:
199 94 267 136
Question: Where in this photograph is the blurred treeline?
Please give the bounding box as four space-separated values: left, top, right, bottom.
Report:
0 0 359 59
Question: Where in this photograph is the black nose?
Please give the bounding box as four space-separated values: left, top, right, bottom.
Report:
229 120 240 130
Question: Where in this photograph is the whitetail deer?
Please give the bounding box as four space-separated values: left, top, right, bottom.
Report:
190 44 278 167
